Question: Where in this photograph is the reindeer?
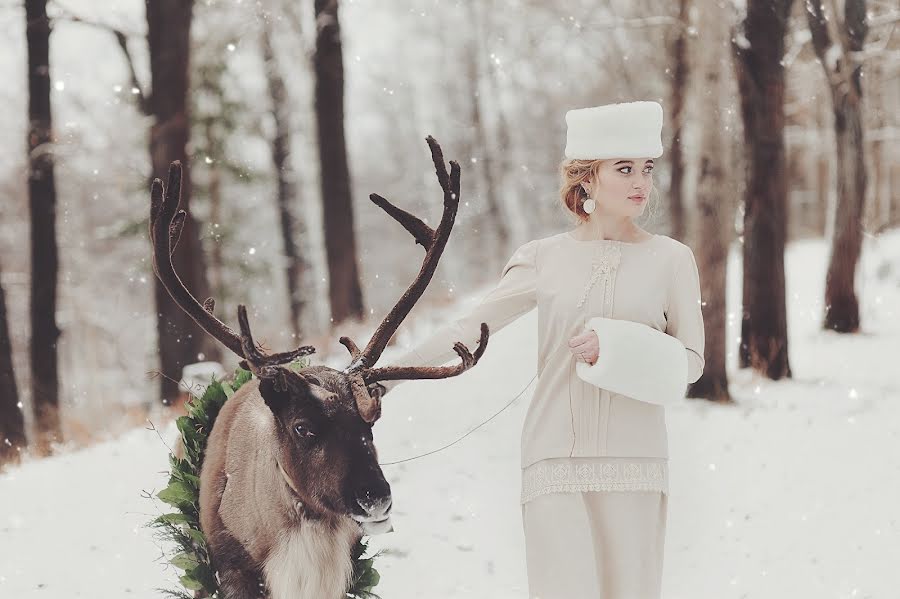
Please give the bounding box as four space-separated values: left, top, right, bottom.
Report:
149 137 492 599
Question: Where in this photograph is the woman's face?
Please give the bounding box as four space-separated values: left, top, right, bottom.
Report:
582 157 654 218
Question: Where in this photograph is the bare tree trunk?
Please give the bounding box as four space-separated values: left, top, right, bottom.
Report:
463 0 510 256
866 60 887 231
147 0 217 404
0 260 26 467
812 84 831 237
261 16 308 341
689 0 732 402
313 0 364 326
805 0 869 332
666 0 690 242
480 0 528 243
732 0 793 379
816 153 830 236
205 120 224 298
26 0 61 453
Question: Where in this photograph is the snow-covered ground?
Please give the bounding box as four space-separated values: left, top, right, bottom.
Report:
2 229 899 599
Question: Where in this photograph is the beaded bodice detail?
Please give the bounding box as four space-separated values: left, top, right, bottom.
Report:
575 243 622 309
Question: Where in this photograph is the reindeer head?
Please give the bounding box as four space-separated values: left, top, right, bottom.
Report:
149 137 490 535
245 362 391 533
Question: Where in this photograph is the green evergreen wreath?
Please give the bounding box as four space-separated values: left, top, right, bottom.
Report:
147 359 383 598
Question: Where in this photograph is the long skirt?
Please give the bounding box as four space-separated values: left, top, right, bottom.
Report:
520 490 667 599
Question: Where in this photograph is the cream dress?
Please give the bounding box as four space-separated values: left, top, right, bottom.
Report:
384 230 705 598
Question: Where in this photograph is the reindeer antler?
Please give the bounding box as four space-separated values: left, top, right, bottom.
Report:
340 136 490 392
149 161 316 372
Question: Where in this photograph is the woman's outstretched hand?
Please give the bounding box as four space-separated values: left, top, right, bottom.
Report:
568 330 599 366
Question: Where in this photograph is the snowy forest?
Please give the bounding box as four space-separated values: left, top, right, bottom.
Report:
1 0 899 597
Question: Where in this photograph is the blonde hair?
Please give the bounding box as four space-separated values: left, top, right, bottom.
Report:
558 158 603 224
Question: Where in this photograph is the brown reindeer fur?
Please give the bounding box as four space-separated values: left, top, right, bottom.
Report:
199 376 365 599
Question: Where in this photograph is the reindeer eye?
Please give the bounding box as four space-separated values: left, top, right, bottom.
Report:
294 423 316 438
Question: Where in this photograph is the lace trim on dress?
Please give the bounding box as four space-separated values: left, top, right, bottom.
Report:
521 458 668 504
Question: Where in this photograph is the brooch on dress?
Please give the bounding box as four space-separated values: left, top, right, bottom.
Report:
576 244 621 308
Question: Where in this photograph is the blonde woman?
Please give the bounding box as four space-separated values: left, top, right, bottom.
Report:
380 101 705 598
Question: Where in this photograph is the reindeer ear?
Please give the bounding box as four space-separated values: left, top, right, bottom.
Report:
258 375 289 415
258 368 295 412
258 368 314 416
296 372 323 387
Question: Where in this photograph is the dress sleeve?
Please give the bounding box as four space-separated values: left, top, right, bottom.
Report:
574 243 706 406
378 239 538 391
664 244 705 384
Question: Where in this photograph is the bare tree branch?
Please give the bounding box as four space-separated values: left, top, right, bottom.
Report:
48 1 150 114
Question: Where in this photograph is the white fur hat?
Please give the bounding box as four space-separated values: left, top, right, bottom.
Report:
564 101 664 160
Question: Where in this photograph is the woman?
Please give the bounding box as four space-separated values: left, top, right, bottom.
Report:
381 100 705 598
